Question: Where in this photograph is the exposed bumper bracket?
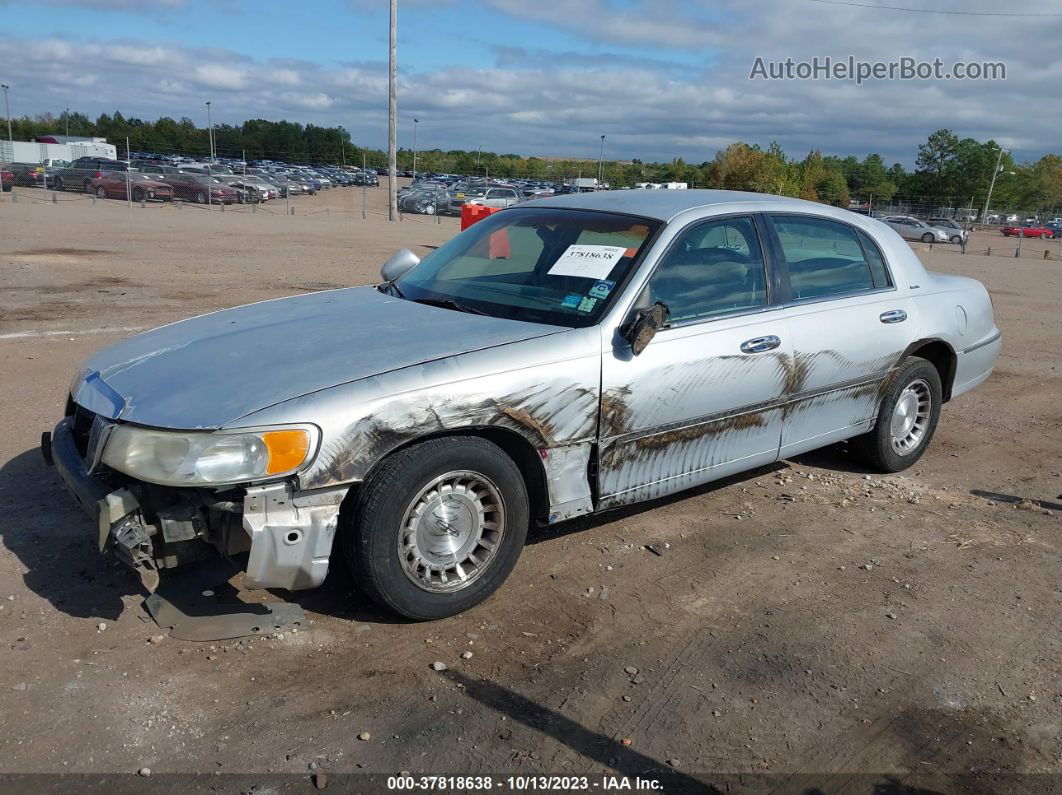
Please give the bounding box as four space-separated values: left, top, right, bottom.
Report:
242 482 346 591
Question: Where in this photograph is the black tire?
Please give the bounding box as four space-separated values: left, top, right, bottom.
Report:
950 235 962 245
132 187 144 202
95 185 107 198
195 191 206 204
344 436 529 620
921 232 935 243
83 179 93 194
851 356 942 473
53 177 64 191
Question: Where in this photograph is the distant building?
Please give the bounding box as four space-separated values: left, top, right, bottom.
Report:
34 135 110 145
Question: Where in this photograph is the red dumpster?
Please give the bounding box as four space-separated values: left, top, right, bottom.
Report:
461 203 501 230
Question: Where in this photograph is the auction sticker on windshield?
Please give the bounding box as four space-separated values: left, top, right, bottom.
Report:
547 244 627 280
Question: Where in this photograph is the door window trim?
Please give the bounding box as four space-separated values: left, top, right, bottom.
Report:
761 211 897 307
634 211 783 331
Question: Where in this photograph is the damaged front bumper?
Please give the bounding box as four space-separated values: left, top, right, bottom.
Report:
43 417 345 592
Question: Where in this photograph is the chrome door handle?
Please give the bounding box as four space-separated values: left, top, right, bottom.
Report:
880 310 907 324
740 335 781 354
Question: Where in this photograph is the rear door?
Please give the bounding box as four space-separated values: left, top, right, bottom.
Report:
764 214 913 458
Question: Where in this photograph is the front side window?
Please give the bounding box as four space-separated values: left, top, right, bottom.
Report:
646 216 768 324
770 215 877 300
396 207 660 327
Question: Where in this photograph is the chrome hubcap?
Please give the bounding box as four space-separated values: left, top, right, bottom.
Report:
890 378 931 455
398 470 505 593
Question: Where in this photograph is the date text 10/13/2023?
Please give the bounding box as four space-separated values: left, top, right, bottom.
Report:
386 774 665 790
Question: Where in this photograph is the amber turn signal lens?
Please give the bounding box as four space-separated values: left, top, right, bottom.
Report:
262 430 311 475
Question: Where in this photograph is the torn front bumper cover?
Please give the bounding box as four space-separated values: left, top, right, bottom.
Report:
45 418 160 589
44 418 345 592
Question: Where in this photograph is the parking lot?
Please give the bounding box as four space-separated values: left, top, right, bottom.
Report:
0 183 1059 791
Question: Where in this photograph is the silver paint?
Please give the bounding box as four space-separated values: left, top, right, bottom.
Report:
59 190 1001 592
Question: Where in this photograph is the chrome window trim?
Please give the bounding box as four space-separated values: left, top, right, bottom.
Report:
636 211 775 331
764 211 898 306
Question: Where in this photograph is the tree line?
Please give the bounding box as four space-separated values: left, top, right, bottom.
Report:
7 111 1061 215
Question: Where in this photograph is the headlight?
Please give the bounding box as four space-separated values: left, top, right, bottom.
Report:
101 425 318 487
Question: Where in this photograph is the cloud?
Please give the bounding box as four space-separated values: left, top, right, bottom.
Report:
191 64 249 90
0 0 1059 166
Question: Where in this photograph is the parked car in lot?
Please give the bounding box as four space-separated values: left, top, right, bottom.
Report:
164 173 237 204
91 171 174 202
1001 223 1053 239
399 184 449 214
927 217 969 245
53 157 128 193
0 168 12 191
882 215 951 244
1045 222 1062 239
44 190 1000 619
3 162 46 187
215 175 272 203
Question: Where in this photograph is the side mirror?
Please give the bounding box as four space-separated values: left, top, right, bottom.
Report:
380 248 421 282
625 302 669 356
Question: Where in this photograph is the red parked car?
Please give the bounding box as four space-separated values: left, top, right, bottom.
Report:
164 173 238 204
1001 224 1052 239
0 169 13 191
91 171 174 202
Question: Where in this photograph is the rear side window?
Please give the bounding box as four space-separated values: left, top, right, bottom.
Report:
770 215 877 300
856 230 892 288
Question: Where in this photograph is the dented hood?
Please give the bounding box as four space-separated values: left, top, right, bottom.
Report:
77 286 561 429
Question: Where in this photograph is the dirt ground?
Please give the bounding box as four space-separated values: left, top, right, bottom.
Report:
0 183 1059 794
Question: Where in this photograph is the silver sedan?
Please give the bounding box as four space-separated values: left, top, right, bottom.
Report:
882 215 952 244
45 191 1000 619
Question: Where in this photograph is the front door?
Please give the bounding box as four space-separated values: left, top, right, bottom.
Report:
598 214 791 508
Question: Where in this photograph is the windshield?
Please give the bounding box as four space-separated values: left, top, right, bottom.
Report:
395 207 660 327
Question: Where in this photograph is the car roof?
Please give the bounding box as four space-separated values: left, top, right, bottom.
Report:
527 189 843 222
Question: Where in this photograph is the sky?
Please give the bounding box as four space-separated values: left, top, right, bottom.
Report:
0 0 1059 166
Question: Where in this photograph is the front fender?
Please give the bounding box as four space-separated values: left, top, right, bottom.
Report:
233 328 603 519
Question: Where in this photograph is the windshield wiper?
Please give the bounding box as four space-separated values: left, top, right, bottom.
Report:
411 297 487 315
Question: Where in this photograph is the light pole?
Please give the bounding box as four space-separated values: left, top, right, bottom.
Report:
387 0 398 221
1 85 11 142
412 118 418 182
205 101 214 160
338 125 346 168
597 134 606 188
981 145 1008 224
64 107 70 136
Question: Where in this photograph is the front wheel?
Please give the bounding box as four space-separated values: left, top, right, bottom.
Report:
950 235 962 245
83 179 93 194
851 356 942 472
921 232 935 243
95 185 107 198
132 187 144 202
343 436 529 620
195 191 206 204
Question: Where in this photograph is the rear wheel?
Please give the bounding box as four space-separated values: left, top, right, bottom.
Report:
132 187 144 202
344 436 529 620
851 356 942 472
53 176 64 191
195 191 206 204
83 179 93 193
95 185 107 198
